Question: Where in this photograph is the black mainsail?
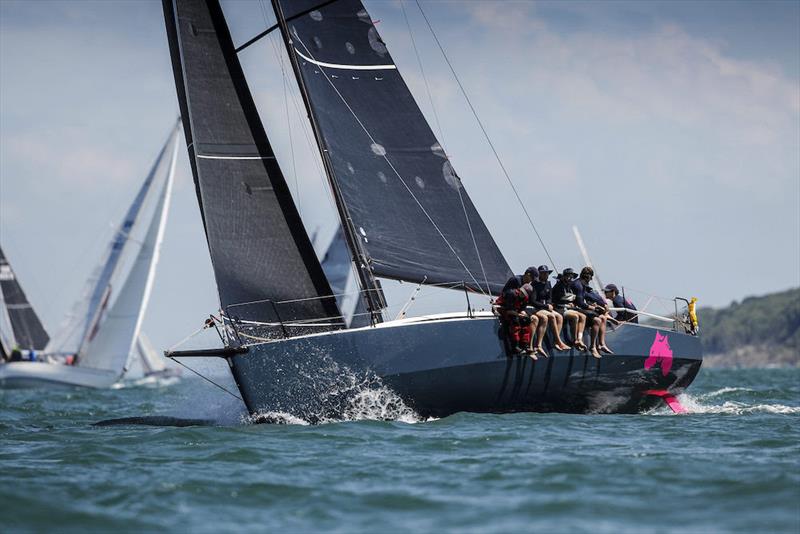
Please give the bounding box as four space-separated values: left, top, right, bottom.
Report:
0 245 49 353
272 0 513 295
163 0 341 326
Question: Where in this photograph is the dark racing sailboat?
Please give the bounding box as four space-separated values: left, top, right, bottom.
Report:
0 245 50 360
163 0 702 419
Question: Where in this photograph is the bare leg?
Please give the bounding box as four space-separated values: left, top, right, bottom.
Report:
535 310 549 356
575 313 588 350
564 311 579 347
527 315 539 355
599 315 614 353
590 317 602 358
551 312 569 350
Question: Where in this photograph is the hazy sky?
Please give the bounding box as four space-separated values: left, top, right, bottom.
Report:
1 0 798 356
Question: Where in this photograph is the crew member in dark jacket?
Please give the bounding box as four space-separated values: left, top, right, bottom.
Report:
501 266 536 294
572 267 608 358
551 268 588 351
531 265 570 352
604 284 639 324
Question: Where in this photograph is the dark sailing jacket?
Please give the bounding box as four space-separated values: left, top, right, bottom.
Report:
551 278 575 307
501 275 524 294
612 294 639 323
530 280 552 309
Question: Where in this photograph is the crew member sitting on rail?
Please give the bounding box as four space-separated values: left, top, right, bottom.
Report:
603 284 639 324
501 266 536 294
530 265 570 353
496 282 537 357
569 267 604 358
579 267 614 355
551 268 587 351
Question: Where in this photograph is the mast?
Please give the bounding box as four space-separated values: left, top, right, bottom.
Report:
269 0 385 324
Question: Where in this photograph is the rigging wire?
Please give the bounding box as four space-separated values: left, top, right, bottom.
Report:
168 356 244 402
291 34 488 295
258 0 300 209
413 0 558 271
400 0 490 295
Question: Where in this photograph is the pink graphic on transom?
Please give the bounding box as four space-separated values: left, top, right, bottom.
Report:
645 332 673 376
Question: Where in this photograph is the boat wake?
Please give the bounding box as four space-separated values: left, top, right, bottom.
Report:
111 375 181 390
648 387 800 415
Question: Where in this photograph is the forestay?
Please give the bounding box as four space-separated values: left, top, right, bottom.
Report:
164 0 342 326
0 246 50 353
274 0 513 295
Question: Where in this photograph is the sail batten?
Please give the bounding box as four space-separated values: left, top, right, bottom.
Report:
163 0 342 326
273 0 513 295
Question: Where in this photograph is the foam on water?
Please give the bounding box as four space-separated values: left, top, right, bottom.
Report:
647 387 800 415
111 375 181 390
245 379 422 425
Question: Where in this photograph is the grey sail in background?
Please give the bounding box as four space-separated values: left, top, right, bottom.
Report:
163 0 341 324
274 0 513 295
0 246 49 352
320 228 369 328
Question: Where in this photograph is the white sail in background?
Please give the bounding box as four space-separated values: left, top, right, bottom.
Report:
135 333 166 375
78 136 177 374
572 225 604 294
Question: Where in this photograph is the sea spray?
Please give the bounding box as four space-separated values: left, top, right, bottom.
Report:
645 386 800 415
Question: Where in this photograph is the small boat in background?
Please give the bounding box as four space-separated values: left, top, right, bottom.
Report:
136 333 180 381
0 122 180 389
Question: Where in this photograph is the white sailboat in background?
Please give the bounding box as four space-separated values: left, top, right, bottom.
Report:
134 333 181 382
0 122 180 388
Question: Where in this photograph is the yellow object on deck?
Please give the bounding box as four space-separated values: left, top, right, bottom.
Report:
688 297 699 332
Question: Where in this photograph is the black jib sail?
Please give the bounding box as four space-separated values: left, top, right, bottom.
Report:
163 0 341 326
272 0 512 295
0 246 49 352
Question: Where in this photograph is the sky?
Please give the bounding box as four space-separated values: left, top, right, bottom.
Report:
1 0 799 358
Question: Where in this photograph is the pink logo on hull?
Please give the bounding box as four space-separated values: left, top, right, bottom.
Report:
645 332 673 376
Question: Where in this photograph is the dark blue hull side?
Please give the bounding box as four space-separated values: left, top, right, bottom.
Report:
224 315 702 419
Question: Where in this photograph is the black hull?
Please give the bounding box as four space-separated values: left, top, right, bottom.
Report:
219 314 702 420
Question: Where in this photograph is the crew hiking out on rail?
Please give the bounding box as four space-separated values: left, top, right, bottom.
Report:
496 265 624 359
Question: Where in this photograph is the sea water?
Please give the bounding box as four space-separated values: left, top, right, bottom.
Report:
1 368 798 533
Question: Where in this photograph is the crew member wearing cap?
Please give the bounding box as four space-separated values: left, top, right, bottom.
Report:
603 284 638 324
551 268 588 351
530 265 570 352
577 267 613 356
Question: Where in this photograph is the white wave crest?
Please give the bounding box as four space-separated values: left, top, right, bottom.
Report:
648 393 800 416
339 385 421 424
245 411 310 425
111 375 181 389
700 387 755 399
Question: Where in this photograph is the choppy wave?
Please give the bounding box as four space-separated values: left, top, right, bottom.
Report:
678 396 800 415
111 375 181 390
246 381 422 425
646 386 800 416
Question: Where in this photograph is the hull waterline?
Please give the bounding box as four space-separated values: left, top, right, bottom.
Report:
199 313 703 419
0 361 119 389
